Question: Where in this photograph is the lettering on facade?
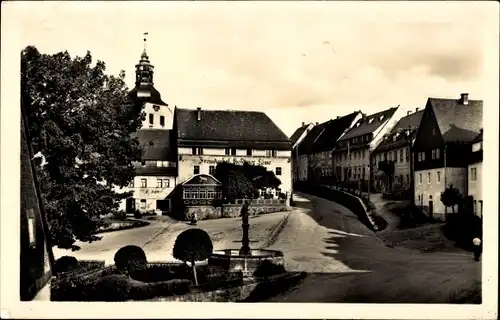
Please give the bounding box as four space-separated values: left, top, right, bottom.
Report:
184 199 213 206
182 156 272 166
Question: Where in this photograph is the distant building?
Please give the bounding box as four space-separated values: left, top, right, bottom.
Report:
332 106 403 189
290 122 315 183
307 112 362 183
174 107 293 207
372 108 424 194
295 122 327 182
118 46 177 214
468 130 483 217
413 93 483 220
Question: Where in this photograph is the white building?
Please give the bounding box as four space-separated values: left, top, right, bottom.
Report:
468 130 483 217
289 122 314 183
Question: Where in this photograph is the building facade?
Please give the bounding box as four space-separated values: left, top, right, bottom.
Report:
174 107 293 210
413 93 483 220
468 131 483 217
332 106 403 189
372 108 424 194
295 122 325 182
290 122 315 183
118 46 178 214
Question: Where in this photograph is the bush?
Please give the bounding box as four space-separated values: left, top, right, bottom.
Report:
113 210 127 220
114 245 148 275
253 259 286 278
54 256 79 275
130 264 177 283
93 274 132 301
129 279 192 300
134 210 142 219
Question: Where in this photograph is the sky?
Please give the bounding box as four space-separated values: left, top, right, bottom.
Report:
4 1 499 136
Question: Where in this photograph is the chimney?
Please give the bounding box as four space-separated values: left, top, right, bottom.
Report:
336 116 340 119
460 93 469 105
407 110 411 116
415 107 419 112
315 122 319 126
196 107 201 121
302 122 305 127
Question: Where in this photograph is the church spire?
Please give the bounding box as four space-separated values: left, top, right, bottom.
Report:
135 32 154 86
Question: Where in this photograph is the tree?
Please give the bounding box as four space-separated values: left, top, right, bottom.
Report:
172 229 213 286
21 46 144 250
440 184 462 214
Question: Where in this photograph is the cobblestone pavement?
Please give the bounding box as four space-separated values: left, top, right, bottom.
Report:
266 193 481 303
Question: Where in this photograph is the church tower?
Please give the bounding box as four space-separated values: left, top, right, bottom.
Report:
128 33 173 130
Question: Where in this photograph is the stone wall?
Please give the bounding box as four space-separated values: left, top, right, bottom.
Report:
184 205 288 221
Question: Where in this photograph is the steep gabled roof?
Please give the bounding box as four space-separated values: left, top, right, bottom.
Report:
133 129 175 161
374 110 424 153
428 97 483 143
297 121 329 155
290 125 309 144
309 111 361 154
338 107 398 141
175 108 292 150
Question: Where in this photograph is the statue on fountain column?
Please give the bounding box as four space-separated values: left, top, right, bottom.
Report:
239 199 251 256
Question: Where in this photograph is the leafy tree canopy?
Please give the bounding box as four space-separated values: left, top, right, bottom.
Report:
214 161 282 201
21 46 144 250
172 228 214 263
440 184 462 213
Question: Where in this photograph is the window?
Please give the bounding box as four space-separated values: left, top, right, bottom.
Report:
470 167 477 182
384 152 387 161
160 116 165 127
141 161 146 166
266 150 277 157
427 172 431 184
436 148 440 159
194 166 200 175
163 161 169 167
129 180 134 188
417 152 422 162
431 149 435 159
163 179 170 188
192 148 204 155
225 148 230 155
27 209 36 247
209 166 215 175
215 191 222 199
362 167 366 178
406 174 410 183
419 173 422 184
405 148 409 161
156 179 163 188
246 149 252 156
149 114 154 124
276 167 282 176
231 148 237 156
437 171 441 182
199 189 207 199
140 179 147 188
400 149 403 162
140 199 146 209
422 152 426 161
207 191 214 199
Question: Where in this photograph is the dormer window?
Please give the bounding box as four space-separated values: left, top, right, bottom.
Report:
368 118 374 124
356 122 361 127
153 105 160 112
379 115 385 121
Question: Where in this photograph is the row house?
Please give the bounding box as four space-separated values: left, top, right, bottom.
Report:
413 93 483 221
307 112 362 182
295 122 326 182
371 108 424 193
174 107 294 206
331 106 404 189
290 122 315 183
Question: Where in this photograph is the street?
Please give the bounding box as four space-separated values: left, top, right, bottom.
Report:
266 193 481 303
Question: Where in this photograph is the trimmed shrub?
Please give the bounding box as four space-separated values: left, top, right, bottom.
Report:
93 274 132 301
113 210 127 220
173 229 213 286
114 245 148 275
129 279 192 300
134 209 142 219
54 256 79 275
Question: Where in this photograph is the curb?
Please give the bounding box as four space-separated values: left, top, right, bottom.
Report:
259 211 292 249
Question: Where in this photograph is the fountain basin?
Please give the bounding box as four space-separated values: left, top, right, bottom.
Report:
208 249 285 276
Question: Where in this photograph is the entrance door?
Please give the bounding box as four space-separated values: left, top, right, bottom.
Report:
126 198 136 213
429 200 434 219
156 199 171 213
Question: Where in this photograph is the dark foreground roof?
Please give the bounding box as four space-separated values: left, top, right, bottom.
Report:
290 125 309 144
338 107 398 141
128 84 168 106
427 97 483 143
133 129 176 161
309 112 361 154
297 122 329 155
175 108 292 150
374 110 424 153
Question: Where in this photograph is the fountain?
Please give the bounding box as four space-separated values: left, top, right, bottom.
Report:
208 200 285 276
